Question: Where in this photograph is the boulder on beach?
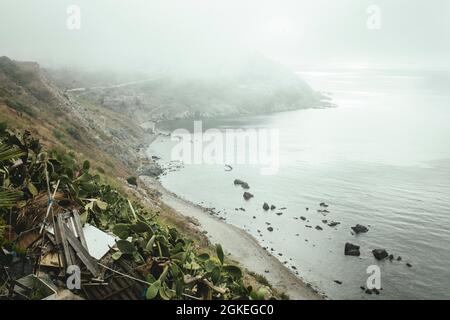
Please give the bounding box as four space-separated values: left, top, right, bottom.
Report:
345 242 361 256
351 224 369 234
372 249 389 260
243 192 254 200
234 179 250 189
263 202 270 211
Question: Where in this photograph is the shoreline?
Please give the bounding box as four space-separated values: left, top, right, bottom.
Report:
140 173 324 300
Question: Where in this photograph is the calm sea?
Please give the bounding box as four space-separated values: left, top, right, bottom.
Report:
148 68 450 299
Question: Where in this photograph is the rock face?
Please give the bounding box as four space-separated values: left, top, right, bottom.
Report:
243 192 254 200
345 243 361 256
234 179 250 189
263 202 270 211
372 249 389 260
137 163 163 177
351 224 369 234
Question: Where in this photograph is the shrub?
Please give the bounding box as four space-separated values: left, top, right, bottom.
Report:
53 129 65 141
126 176 138 186
5 98 36 117
65 127 82 141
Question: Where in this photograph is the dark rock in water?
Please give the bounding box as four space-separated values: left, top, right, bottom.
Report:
239 207 246 211
389 254 394 261
406 263 412 268
306 207 309 211
300 216 306 221
253 216 256 219
372 249 389 260
234 179 250 189
360 286 366 291
280 207 287 210
319 202 329 208
270 204 276 210
315 225 323 231
292 266 297 270
243 192 254 200
372 288 380 295
322 220 328 224
351 224 369 234
345 243 361 256
334 280 343 285
397 256 402 261
276 212 283 216
267 227 274 232
263 202 270 211
305 225 312 228
365 289 373 295
328 221 340 227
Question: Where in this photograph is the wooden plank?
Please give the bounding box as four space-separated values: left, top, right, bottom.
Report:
72 209 88 251
52 216 61 245
56 215 73 269
63 224 99 277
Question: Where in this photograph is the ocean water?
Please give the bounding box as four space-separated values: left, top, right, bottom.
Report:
147 68 450 299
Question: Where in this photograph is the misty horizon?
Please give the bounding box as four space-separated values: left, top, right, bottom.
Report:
1 0 449 74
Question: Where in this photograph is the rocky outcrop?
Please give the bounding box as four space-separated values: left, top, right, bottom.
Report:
345 243 360 256
243 192 254 200
351 224 369 234
234 179 250 189
372 249 389 260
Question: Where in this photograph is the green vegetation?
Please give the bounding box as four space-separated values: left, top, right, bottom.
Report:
0 124 273 300
65 126 82 141
248 271 271 288
4 98 36 117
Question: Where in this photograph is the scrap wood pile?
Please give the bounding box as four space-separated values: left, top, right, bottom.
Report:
0 124 272 300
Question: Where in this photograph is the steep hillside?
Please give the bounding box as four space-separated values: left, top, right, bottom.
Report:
50 56 326 124
0 56 146 177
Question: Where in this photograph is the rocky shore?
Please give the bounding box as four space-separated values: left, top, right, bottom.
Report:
139 174 323 300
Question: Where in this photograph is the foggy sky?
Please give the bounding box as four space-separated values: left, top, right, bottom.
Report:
0 0 449 72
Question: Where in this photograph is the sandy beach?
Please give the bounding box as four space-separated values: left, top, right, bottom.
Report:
141 176 323 300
